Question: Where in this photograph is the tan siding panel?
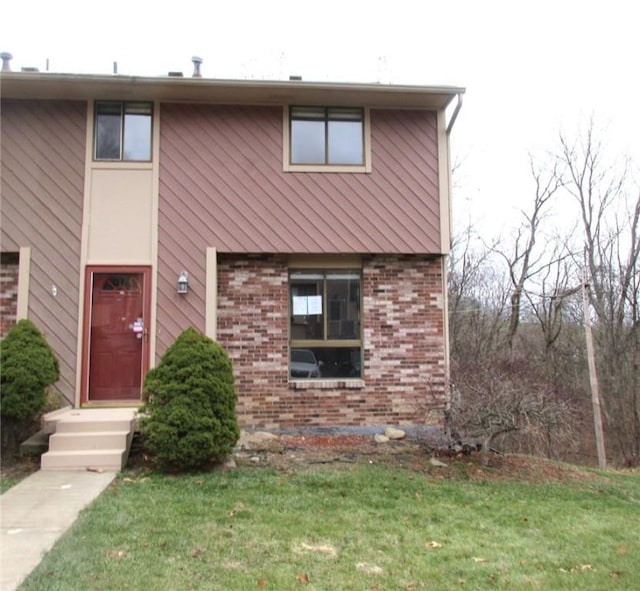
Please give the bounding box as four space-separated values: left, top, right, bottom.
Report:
1 100 86 405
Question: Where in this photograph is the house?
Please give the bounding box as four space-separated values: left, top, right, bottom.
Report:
0 56 464 435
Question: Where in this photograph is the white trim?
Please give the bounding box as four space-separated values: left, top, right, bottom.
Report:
89 161 153 171
84 259 155 266
75 100 95 406
437 110 452 254
205 247 218 340
16 246 31 320
149 100 161 366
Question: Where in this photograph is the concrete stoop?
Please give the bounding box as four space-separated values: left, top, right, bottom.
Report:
40 408 137 471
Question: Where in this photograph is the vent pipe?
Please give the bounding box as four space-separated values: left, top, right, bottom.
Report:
192 56 203 78
1 52 13 72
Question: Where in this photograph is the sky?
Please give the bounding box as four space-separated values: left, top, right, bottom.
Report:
3 0 639 236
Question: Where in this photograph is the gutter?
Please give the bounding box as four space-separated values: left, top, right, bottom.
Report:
446 92 463 134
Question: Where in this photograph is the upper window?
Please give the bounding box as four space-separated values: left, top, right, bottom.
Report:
289 269 362 379
285 107 371 173
94 101 152 161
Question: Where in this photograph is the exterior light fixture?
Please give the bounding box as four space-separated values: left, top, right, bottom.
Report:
177 271 189 294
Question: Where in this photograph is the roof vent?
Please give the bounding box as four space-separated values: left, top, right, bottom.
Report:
192 56 203 78
21 66 39 73
168 71 184 77
289 75 302 81
1 52 13 72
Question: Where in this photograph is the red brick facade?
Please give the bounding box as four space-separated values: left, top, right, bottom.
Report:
0 252 19 338
217 254 447 430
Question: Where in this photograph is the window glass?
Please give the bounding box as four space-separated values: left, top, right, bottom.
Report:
290 347 361 379
94 101 152 161
95 102 122 160
291 119 325 164
289 269 362 379
123 103 152 160
326 272 361 339
328 120 363 164
290 107 364 166
290 272 323 340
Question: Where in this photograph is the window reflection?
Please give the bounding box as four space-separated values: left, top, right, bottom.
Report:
328 120 363 165
290 107 364 166
291 120 325 164
95 101 152 161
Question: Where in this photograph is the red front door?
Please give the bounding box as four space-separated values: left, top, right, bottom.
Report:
82 267 151 403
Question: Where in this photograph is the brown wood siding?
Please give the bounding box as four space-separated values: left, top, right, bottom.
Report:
158 104 440 254
157 104 441 355
0 100 86 405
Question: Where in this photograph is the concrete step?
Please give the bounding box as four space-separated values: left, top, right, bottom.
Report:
41 406 73 434
40 408 137 471
48 431 130 452
41 449 127 471
55 418 134 433
53 410 136 434
20 429 50 456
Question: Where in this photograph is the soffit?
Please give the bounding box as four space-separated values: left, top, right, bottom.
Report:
0 73 464 110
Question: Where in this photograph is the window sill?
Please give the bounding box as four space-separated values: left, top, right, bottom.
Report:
91 161 153 171
284 163 370 174
290 379 365 390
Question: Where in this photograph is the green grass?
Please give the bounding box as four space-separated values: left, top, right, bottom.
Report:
0 475 21 494
20 464 640 590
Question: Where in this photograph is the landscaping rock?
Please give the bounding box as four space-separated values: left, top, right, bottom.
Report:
374 434 390 444
237 430 281 451
384 427 406 440
429 457 449 468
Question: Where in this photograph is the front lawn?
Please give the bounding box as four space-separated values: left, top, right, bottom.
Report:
20 462 640 590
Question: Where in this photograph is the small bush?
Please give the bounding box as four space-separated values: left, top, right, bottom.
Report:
141 327 240 471
1 319 60 452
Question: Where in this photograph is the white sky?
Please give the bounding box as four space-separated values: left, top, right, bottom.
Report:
3 0 639 236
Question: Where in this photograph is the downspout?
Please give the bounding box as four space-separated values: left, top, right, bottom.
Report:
446 92 463 135
441 91 463 425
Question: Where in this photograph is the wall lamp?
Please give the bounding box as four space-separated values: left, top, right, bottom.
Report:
177 271 189 294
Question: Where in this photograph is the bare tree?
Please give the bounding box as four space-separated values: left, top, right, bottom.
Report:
447 123 638 466
449 357 577 464
558 124 640 464
448 226 508 362
496 158 564 352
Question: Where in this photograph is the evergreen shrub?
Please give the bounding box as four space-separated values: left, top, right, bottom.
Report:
141 327 240 471
1 319 60 451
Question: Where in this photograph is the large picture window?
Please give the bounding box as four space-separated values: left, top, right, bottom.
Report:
94 101 152 161
289 270 362 379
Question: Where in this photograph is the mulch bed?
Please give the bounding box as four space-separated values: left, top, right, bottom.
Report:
237 434 605 485
2 433 606 488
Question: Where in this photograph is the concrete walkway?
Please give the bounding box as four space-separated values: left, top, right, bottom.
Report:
0 470 116 590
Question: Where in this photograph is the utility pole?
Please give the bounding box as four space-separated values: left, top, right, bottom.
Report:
582 273 606 469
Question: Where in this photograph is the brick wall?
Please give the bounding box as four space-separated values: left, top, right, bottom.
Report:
0 252 19 338
217 254 447 430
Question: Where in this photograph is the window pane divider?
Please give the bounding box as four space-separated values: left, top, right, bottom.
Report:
290 340 362 348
